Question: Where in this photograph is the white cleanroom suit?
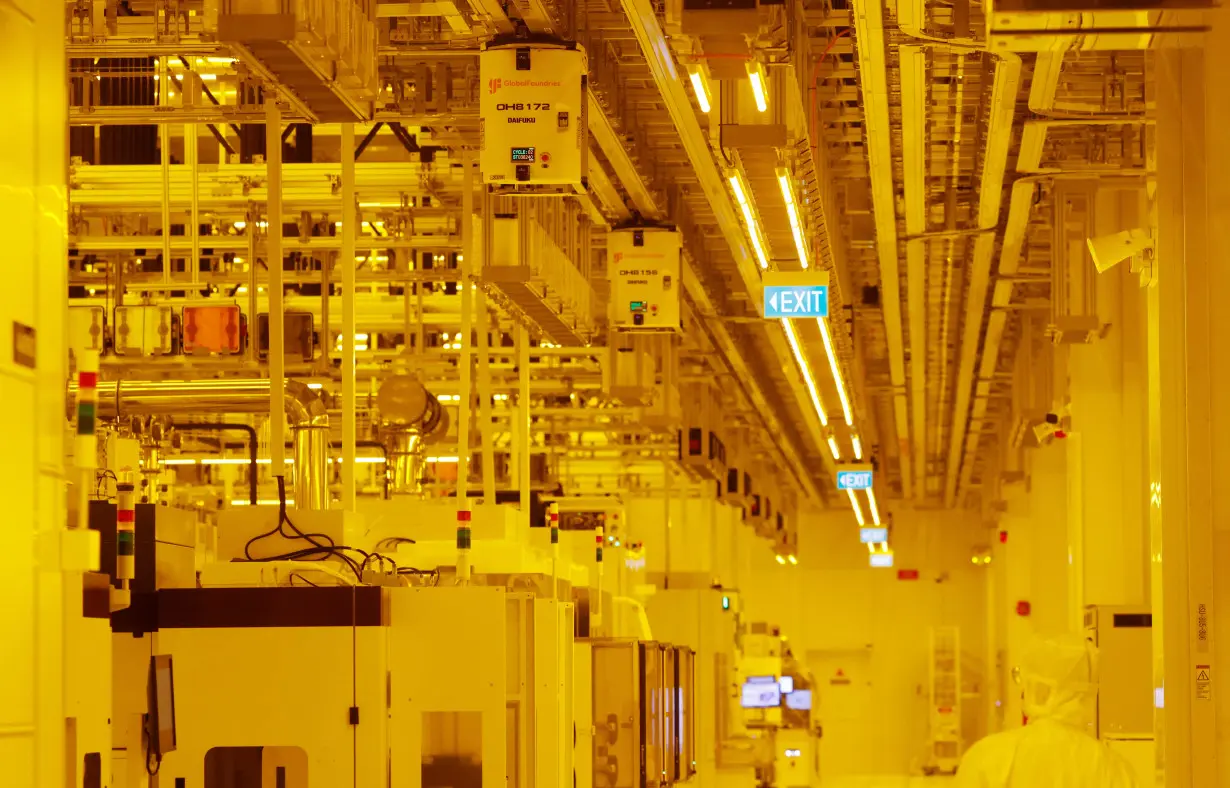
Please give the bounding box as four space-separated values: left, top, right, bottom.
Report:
954 635 1136 788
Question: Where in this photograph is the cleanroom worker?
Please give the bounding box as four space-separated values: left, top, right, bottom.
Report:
955 635 1136 787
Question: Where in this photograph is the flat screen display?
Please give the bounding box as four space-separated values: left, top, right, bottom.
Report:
785 689 812 711
511 147 536 163
740 677 780 709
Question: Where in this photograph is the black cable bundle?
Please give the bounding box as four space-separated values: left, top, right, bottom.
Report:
240 476 391 580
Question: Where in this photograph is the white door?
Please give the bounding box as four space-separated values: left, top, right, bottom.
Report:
808 648 874 777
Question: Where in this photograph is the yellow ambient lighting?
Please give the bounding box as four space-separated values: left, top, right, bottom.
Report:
688 70 712 114
746 63 768 113
847 488 866 526
727 174 770 269
879 542 889 552
852 435 863 460
827 436 841 460
866 487 881 526
817 318 853 426
787 554 798 565
780 319 829 427
776 169 810 269
776 554 786 565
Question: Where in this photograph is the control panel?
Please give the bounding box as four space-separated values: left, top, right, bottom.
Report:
608 226 682 332
479 40 587 192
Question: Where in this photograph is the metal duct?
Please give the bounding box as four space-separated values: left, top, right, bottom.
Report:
79 379 331 510
374 375 448 496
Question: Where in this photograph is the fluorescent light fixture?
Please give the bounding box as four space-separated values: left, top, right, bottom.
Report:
306 382 324 390
162 459 198 466
776 554 786 565
332 457 386 464
827 436 841 460
852 435 863 459
232 499 295 506
728 174 770 269
427 456 459 463
746 62 768 112
688 70 712 113
776 168 810 269
817 318 853 425
780 319 829 427
866 487 881 526
846 488 866 526
787 554 798 565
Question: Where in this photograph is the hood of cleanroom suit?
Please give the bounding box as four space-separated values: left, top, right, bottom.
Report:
954 635 1137 788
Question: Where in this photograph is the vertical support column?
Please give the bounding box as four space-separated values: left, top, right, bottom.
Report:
340 124 357 510
159 57 172 287
186 113 200 288
470 159 497 504
458 175 475 508
266 97 285 472
1068 186 1150 612
518 326 532 529
1152 17 1228 782
3 1 70 783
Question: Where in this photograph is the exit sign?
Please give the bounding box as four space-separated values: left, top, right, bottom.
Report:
837 464 874 490
762 271 830 319
860 527 888 543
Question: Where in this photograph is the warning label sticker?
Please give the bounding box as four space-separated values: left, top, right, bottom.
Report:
1195 665 1212 701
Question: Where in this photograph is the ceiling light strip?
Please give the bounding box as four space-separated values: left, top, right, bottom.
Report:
816 317 853 426
688 70 711 114
776 168 810 270
780 318 829 427
847 488 866 526
728 174 770 269
866 487 881 526
746 62 768 112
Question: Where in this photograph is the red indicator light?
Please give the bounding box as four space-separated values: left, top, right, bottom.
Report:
1016 601 1031 617
897 569 919 580
999 530 1008 543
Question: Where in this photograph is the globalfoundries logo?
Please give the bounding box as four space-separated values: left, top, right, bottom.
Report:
489 78 562 94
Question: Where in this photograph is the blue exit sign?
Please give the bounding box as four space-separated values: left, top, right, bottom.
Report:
762 271 831 319
837 467 873 490
860 527 888 544
764 286 829 318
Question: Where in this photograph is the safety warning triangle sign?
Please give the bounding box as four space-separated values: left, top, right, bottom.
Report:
1197 669 1210 681
836 668 844 677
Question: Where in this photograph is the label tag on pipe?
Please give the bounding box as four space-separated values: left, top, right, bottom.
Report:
763 271 830 319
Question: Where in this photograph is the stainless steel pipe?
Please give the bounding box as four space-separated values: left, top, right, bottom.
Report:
77 379 331 510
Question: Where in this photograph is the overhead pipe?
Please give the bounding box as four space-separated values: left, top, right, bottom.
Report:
954 53 1063 498
942 53 1023 507
852 0 914 497
79 379 330 510
899 42 928 497
173 422 260 505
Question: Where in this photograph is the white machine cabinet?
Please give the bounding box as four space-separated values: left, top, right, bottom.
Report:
479 39 587 192
1084 605 1153 738
608 227 683 332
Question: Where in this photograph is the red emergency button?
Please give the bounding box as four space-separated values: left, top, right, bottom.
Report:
540 152 551 163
